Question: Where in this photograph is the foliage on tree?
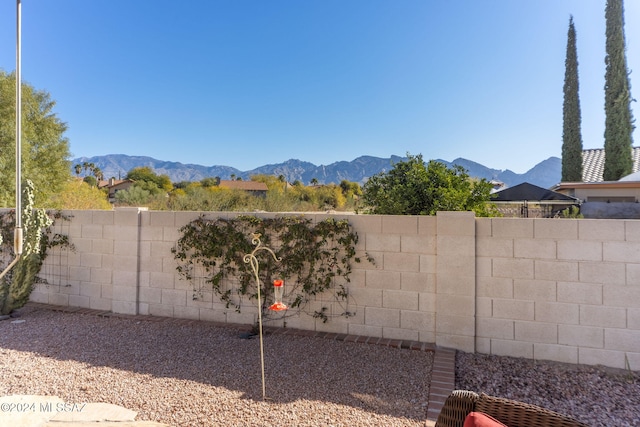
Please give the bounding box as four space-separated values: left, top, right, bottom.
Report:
0 70 71 207
251 174 286 193
173 181 191 190
166 186 259 211
603 0 635 181
99 170 362 212
83 176 97 187
93 167 104 182
285 183 346 210
339 180 362 212
339 180 362 198
126 166 173 194
561 16 584 182
316 184 346 209
0 180 72 314
362 154 498 216
45 180 112 210
114 167 173 207
200 177 220 187
115 186 152 206
172 215 371 322
160 174 358 212
134 180 168 197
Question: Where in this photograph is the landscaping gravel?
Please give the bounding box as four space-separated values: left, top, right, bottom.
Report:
3 305 638 426
0 306 432 426
456 351 640 427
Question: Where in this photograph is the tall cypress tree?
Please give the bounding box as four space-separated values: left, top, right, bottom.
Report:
603 0 635 181
562 16 583 182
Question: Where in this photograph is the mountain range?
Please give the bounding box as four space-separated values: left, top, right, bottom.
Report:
70 154 562 189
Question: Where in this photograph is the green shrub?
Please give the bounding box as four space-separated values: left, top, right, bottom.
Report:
172 215 373 322
0 180 72 315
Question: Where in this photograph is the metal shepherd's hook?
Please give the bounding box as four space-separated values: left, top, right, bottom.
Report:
1 0 24 280
243 233 281 400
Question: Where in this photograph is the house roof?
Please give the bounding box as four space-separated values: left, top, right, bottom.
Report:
493 182 578 202
582 147 640 182
618 170 640 181
218 180 268 191
552 180 640 191
97 179 133 189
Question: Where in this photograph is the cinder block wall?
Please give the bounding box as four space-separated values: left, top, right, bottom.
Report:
33 209 441 343
476 217 640 370
29 209 640 370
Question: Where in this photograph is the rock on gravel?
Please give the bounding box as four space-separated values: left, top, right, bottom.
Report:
455 352 640 427
0 306 432 427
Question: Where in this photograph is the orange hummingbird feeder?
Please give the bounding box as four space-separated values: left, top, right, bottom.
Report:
269 279 288 311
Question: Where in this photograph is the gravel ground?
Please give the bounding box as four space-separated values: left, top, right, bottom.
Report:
0 306 432 427
456 352 640 427
4 306 638 427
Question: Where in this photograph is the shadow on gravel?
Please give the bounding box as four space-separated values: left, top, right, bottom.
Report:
0 305 432 423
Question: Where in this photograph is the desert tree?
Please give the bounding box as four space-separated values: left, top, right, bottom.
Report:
125 166 173 193
362 154 498 216
93 167 104 182
562 16 584 182
45 179 112 210
603 0 635 181
0 71 71 206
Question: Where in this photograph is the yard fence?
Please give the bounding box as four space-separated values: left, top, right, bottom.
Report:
27 208 640 371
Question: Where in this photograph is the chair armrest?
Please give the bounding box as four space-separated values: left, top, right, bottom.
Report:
434 390 479 427
475 393 589 427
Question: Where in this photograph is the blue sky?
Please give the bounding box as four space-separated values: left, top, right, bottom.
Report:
0 1 639 173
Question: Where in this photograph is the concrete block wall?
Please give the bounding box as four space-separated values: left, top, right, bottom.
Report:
435 212 476 352
30 209 640 370
32 208 145 312
347 214 439 343
34 210 439 343
476 217 640 370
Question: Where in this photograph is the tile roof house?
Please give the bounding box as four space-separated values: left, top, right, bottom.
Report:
551 147 640 218
97 178 135 203
552 147 640 203
217 180 268 197
581 147 640 182
552 180 640 203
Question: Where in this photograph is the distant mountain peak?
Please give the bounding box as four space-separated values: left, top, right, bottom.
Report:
70 154 562 189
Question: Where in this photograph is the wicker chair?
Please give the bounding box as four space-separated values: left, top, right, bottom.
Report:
434 390 590 427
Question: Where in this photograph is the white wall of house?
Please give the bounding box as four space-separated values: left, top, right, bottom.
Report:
30 209 640 371
575 187 640 202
